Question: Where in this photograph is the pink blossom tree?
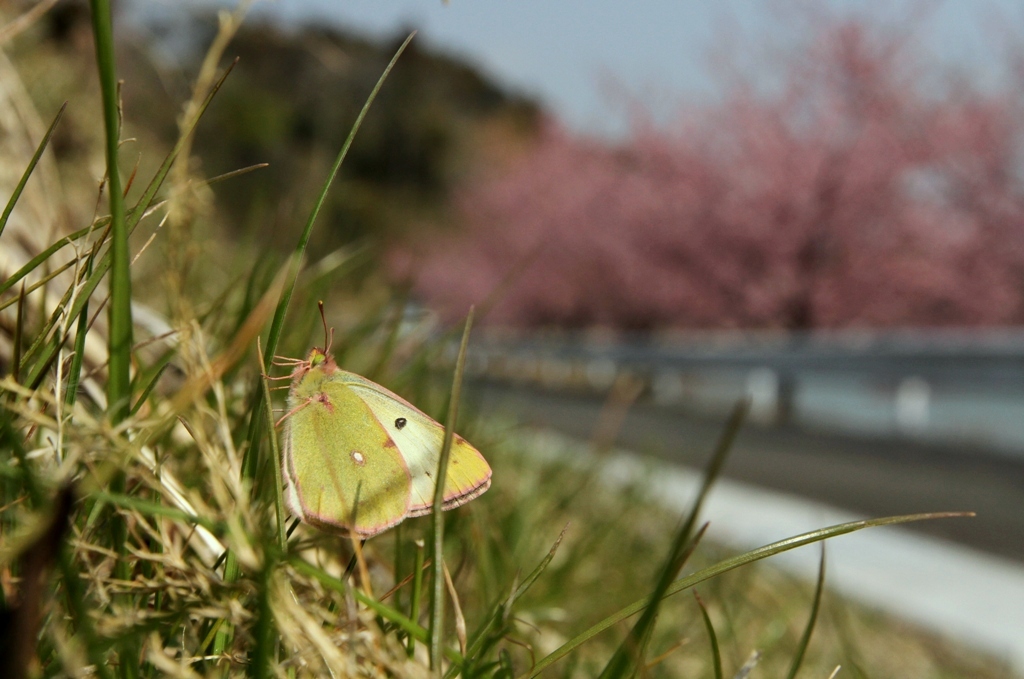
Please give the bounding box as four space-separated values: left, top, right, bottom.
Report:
397 15 1024 330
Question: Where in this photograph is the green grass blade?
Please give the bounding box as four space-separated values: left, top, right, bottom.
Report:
63 254 95 410
90 491 220 532
408 538 426 657
0 219 107 300
87 9 137 675
429 307 474 672
129 360 170 416
0 101 66 240
20 218 115 387
258 32 415 373
257 343 287 552
0 152 246 305
457 524 569 676
89 0 131 422
0 257 77 315
17 59 235 386
785 546 827 679
13 283 25 383
598 402 746 679
674 400 747 557
512 524 570 601
517 511 971 679
215 32 416 664
248 554 277 679
226 36 416 604
695 592 723 679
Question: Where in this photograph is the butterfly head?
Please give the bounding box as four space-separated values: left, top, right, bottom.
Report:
289 346 337 384
308 347 328 366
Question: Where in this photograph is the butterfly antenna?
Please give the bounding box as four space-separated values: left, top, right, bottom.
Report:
318 300 334 354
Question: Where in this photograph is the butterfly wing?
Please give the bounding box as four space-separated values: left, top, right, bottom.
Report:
340 372 492 516
284 369 413 538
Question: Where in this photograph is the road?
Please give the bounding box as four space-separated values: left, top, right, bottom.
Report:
469 381 1024 562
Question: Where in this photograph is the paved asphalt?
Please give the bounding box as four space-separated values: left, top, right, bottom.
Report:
469 381 1024 562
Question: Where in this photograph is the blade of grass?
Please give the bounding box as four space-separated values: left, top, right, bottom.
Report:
393 523 407 615
63 252 95 411
253 31 415 378
517 511 972 679
443 561 468 656
0 102 66 240
248 552 276 679
205 162 269 187
498 649 515 679
218 31 415 658
598 401 747 679
449 524 569 679
13 283 26 383
257 341 287 552
0 139 245 303
0 257 78 316
238 30 416 472
129 361 170 417
602 522 709 679
429 306 474 672
695 592 723 679
89 10 140 672
89 0 131 422
90 491 220 532
17 59 236 385
408 538 426 657
785 546 827 679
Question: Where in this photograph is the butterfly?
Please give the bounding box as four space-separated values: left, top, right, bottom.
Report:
280 335 491 539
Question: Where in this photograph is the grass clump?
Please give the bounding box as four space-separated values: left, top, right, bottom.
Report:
0 4 1014 679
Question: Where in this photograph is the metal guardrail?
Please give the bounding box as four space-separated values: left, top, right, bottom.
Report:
457 329 1024 458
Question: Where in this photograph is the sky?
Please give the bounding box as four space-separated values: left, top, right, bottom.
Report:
130 0 1023 138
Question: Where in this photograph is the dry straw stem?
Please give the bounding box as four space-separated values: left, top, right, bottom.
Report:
0 0 62 44
165 0 254 320
163 255 291 422
257 338 288 552
443 561 469 657
429 306 475 672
